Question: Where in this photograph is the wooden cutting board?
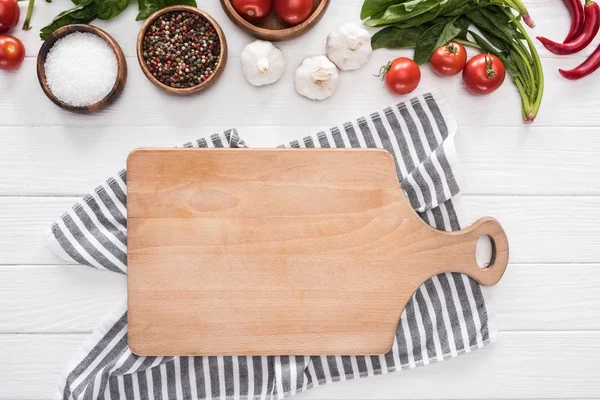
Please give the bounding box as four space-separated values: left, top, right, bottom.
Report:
127 148 508 356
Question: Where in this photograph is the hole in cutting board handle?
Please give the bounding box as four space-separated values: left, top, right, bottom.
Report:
476 235 495 269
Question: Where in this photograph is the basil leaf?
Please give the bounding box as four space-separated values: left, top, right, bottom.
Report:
136 0 197 21
373 0 443 26
360 0 403 20
98 0 131 20
40 0 99 39
371 25 427 49
413 16 462 64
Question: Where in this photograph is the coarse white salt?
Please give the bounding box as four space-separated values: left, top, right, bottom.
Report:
44 32 118 107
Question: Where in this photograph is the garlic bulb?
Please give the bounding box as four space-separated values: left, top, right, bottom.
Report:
240 40 285 87
295 55 340 101
326 23 372 71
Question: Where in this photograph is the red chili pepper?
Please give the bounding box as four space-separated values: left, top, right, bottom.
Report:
559 42 600 79
537 1 599 54
564 0 585 42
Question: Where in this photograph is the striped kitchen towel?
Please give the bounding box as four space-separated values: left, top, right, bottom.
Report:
46 91 494 400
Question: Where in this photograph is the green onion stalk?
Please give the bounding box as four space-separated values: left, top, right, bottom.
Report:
492 0 535 27
511 13 543 122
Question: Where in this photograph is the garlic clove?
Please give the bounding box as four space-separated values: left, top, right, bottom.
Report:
241 40 285 87
295 55 340 101
326 22 372 71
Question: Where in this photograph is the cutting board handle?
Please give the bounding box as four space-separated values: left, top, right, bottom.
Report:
440 217 509 287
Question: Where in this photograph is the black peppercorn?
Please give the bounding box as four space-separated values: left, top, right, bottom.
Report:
143 11 221 89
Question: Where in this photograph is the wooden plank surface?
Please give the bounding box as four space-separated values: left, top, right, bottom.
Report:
1 332 599 400
2 264 599 334
2 56 599 128
1 0 599 398
2 196 597 265
1 126 599 196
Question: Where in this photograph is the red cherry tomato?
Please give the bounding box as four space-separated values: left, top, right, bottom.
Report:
0 34 25 70
462 53 506 95
430 41 467 76
0 0 20 34
274 0 314 26
381 57 421 95
232 0 273 24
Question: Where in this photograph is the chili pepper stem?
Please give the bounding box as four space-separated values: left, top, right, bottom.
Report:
22 0 35 30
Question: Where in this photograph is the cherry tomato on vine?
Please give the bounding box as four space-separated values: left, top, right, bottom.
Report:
232 0 273 24
379 57 421 95
274 0 314 26
0 34 25 70
430 41 467 76
0 0 20 34
462 53 506 95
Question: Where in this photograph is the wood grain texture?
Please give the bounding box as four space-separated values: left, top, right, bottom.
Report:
219 0 330 41
2 332 600 400
0 265 125 333
136 6 228 95
3 55 599 127
127 149 508 355
2 1 600 398
2 264 599 334
36 24 127 113
0 125 599 196
2 196 600 265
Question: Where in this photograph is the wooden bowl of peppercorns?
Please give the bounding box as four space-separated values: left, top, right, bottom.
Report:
137 5 228 95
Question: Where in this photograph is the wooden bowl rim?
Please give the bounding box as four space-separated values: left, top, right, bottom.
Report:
219 0 330 41
136 5 228 96
36 24 127 113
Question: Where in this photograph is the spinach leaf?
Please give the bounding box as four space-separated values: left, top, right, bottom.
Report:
413 16 462 64
361 0 403 20
437 0 472 15
97 0 131 20
371 25 427 49
373 0 443 26
389 7 442 27
466 7 516 47
364 10 387 26
136 0 197 21
40 0 99 39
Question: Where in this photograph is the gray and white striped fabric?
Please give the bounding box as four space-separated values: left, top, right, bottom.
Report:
47 92 494 400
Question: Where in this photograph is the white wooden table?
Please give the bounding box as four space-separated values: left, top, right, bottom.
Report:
1 0 600 399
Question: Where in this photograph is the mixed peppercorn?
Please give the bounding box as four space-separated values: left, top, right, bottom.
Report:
142 11 221 89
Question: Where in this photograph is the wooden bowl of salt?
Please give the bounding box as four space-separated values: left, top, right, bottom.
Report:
37 24 127 113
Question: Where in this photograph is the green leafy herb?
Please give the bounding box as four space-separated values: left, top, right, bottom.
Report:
363 0 543 122
40 0 197 39
40 0 100 39
136 0 196 21
360 0 401 20
371 25 427 49
372 0 443 26
413 16 462 64
98 0 131 20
